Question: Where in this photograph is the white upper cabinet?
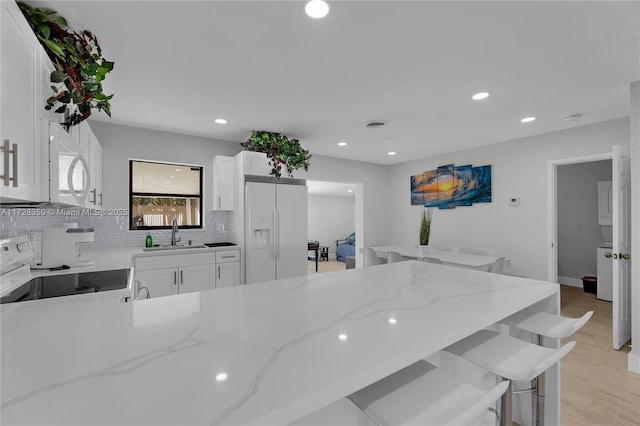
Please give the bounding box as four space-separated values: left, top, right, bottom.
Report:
237 151 307 179
0 1 42 202
212 155 233 210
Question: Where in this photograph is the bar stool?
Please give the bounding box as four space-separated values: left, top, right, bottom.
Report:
387 251 405 263
291 359 510 426
444 329 576 426
499 309 593 426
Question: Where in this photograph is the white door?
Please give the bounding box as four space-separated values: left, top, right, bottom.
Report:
179 265 214 294
216 262 240 288
136 268 178 298
276 184 308 280
245 181 276 284
612 145 631 350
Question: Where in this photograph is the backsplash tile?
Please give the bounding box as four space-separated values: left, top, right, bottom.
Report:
1 209 233 256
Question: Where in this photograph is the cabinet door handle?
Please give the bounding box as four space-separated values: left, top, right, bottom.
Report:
218 196 221 209
180 270 183 284
605 252 612 258
174 271 177 285
11 141 17 187
91 188 97 204
221 255 235 259
1 139 18 187
98 192 103 206
218 266 221 280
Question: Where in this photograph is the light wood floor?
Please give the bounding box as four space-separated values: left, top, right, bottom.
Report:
307 258 347 274
560 285 639 426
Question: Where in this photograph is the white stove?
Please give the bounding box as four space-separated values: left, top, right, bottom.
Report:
1 236 134 304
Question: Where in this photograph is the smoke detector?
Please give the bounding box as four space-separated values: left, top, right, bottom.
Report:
366 120 387 129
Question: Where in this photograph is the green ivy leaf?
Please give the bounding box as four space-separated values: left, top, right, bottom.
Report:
50 70 64 83
48 16 68 27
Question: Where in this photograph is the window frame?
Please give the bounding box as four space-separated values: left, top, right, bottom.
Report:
128 159 204 231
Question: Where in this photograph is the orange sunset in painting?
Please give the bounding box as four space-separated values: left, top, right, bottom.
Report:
410 164 492 209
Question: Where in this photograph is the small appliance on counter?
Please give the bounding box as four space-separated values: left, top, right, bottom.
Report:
40 223 95 269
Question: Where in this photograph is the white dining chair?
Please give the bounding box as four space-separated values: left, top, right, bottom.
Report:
422 257 444 265
291 359 510 426
442 245 459 253
364 247 381 266
475 248 496 257
387 251 405 263
490 257 506 274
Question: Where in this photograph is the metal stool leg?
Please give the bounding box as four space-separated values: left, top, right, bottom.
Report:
500 379 513 426
536 371 545 426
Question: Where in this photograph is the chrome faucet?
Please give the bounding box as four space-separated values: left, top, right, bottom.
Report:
171 217 181 245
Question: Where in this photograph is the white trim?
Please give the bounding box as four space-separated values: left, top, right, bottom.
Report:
557 276 583 288
629 352 640 374
546 152 613 282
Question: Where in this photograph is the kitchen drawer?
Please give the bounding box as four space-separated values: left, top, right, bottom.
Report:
216 250 239 263
134 252 215 271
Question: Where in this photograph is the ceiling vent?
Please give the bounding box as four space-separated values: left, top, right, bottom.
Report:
366 120 387 129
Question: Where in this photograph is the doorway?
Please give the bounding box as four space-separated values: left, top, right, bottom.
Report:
306 180 363 274
548 148 632 350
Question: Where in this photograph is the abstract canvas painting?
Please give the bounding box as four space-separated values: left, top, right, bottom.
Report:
410 164 491 209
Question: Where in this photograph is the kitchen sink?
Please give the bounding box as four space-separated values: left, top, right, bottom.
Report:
142 244 208 252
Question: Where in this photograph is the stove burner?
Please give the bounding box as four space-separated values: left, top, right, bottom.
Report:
0 269 130 304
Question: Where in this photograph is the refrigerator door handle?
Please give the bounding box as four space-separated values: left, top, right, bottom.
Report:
272 206 277 260
276 205 281 260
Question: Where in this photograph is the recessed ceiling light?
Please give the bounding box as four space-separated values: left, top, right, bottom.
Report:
521 116 536 123
214 118 228 124
337 142 347 147
388 317 397 324
175 168 181 172
215 372 228 382
387 151 397 156
347 189 353 193
305 0 329 18
565 114 583 122
338 333 348 340
472 92 490 101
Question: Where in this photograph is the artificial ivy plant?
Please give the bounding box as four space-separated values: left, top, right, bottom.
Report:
18 2 114 130
241 131 312 179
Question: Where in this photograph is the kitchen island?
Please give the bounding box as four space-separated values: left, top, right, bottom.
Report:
1 261 559 425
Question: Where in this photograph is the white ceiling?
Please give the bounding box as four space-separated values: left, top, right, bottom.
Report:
31 1 639 165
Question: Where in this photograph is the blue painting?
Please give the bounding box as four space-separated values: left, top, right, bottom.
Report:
410 164 491 209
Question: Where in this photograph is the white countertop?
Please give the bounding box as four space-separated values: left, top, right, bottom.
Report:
1 261 558 425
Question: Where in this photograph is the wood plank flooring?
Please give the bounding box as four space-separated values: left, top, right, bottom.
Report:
560 285 639 426
307 258 347 274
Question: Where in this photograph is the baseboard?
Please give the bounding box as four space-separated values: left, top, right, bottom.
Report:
629 351 640 374
558 276 583 288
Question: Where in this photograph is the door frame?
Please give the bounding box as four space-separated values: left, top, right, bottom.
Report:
546 152 613 282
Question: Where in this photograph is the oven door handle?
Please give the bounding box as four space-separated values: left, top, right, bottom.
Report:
67 154 91 206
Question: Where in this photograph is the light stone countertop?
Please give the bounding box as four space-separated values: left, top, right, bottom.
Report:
1 261 558 425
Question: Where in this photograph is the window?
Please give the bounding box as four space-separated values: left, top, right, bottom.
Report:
129 160 203 230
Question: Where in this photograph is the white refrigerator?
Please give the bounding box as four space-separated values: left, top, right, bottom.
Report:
245 181 308 284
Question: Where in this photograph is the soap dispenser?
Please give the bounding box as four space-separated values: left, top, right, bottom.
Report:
145 232 153 248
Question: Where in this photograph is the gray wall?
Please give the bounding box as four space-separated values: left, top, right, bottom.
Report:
387 118 630 280
308 194 355 255
557 160 612 282
89 120 243 210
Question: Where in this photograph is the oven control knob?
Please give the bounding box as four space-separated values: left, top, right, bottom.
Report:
17 241 31 252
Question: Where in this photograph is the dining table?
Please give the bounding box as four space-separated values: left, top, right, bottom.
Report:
372 245 511 271
1 261 557 425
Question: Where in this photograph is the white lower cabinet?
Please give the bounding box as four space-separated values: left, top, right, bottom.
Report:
133 249 240 298
215 249 241 288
